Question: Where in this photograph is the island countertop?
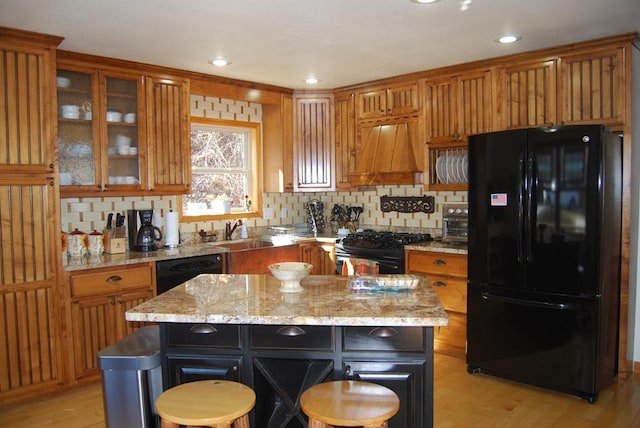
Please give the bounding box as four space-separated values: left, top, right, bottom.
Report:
126 274 448 327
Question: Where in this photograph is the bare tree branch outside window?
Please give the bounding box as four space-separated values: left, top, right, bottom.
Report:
183 123 252 216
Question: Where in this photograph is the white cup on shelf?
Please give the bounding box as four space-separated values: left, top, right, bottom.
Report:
124 113 136 123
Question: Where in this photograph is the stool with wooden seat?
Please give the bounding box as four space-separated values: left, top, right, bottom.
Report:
300 380 400 428
155 380 255 428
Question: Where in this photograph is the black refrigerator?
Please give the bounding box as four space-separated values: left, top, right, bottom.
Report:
466 125 622 403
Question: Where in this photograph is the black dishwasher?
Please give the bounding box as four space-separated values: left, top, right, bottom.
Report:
156 254 224 294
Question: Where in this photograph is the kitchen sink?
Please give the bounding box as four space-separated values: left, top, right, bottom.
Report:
213 240 276 252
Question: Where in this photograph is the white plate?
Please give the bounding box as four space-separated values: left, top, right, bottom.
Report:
448 155 458 183
436 156 447 184
462 155 467 183
461 154 469 182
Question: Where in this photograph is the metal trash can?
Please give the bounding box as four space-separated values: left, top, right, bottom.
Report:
97 325 162 428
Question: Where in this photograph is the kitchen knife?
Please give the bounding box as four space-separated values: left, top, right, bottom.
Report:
106 213 113 230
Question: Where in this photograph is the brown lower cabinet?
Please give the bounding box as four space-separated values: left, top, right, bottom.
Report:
225 244 300 274
68 263 155 380
406 250 468 358
299 241 337 275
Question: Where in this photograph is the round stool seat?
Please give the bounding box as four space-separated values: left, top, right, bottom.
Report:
300 380 400 427
156 380 255 427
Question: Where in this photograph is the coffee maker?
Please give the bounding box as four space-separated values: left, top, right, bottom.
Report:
128 209 163 251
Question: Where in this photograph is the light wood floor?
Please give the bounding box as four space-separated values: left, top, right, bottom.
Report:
0 353 638 427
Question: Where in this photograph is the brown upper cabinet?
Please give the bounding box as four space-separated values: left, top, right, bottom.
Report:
56 65 147 194
558 46 625 127
146 75 191 194
423 69 492 190
263 94 294 193
334 92 357 191
496 59 557 129
56 51 191 197
356 82 419 120
293 93 335 191
424 69 493 144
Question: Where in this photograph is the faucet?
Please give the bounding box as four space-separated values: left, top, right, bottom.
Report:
224 220 242 240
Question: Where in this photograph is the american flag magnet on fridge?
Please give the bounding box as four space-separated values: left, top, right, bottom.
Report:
491 193 508 206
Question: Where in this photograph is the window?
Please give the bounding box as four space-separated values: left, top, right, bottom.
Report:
181 118 261 219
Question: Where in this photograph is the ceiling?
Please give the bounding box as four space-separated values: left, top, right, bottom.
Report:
1 0 639 90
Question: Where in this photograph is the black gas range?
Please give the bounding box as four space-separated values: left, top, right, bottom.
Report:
335 230 433 274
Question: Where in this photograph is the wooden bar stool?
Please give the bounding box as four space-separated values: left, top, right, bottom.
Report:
156 380 255 428
300 380 400 428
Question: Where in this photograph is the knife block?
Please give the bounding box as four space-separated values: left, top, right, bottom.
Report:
104 235 126 254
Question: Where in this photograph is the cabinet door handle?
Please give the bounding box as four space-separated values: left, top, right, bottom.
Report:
433 281 447 287
189 324 219 334
106 275 122 282
369 327 398 338
276 326 306 337
433 259 446 265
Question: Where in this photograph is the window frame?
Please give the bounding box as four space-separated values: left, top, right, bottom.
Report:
179 117 262 222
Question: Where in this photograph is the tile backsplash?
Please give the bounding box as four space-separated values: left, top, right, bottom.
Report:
60 186 466 244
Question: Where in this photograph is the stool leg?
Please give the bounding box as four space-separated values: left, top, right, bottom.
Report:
308 418 333 428
159 418 179 428
231 414 250 428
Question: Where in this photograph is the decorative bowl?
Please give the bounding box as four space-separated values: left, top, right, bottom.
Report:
269 262 313 293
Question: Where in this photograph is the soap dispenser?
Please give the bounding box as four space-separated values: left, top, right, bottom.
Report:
240 219 248 239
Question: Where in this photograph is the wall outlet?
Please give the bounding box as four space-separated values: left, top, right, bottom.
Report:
263 208 273 219
280 207 288 218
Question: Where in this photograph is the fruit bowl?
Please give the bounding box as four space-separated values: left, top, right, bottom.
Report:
269 262 313 293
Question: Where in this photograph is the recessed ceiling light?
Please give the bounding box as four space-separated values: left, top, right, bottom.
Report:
411 0 441 3
210 58 230 67
305 77 319 84
496 35 521 44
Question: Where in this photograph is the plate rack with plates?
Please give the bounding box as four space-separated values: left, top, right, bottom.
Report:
432 147 468 185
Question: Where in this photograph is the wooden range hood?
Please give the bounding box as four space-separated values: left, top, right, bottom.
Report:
348 118 423 186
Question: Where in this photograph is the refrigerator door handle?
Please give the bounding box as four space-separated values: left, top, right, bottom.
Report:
517 154 525 264
525 152 535 264
480 291 576 310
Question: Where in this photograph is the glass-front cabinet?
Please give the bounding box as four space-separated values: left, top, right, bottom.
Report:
57 66 145 194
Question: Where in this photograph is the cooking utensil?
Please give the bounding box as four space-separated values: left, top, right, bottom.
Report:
106 213 113 230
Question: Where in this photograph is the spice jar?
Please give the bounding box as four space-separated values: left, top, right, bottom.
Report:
88 230 104 255
67 229 88 258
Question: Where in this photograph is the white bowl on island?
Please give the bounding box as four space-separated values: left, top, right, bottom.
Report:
269 262 313 293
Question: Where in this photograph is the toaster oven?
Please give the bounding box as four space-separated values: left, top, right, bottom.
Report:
442 203 468 243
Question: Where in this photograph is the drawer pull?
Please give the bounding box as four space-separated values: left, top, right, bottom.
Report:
276 326 306 337
105 275 123 282
369 327 398 338
433 281 447 287
433 259 446 265
189 324 219 334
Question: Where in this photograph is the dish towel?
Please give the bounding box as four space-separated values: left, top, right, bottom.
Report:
342 258 379 276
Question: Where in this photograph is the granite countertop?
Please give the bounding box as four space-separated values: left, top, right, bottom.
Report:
405 240 468 254
63 234 341 272
63 242 231 271
125 274 449 327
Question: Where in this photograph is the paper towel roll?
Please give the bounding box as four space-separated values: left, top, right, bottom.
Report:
164 211 179 247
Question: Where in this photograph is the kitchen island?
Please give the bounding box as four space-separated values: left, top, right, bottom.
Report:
126 274 448 428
